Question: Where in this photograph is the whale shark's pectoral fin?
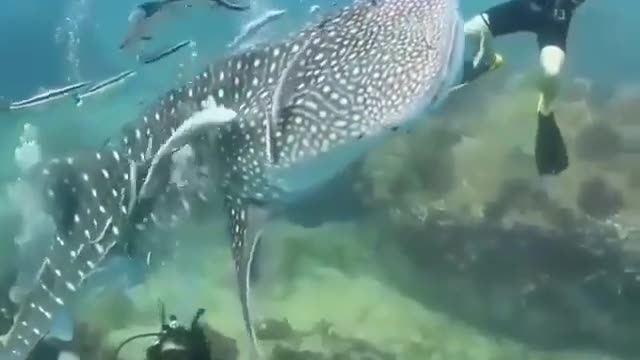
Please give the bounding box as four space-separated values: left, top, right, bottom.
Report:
223 195 269 357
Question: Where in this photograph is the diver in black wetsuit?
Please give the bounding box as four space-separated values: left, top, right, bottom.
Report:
460 0 587 177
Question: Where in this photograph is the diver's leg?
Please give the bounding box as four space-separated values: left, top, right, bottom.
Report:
537 46 566 115
459 1 527 84
464 15 497 68
460 14 505 84
534 25 570 176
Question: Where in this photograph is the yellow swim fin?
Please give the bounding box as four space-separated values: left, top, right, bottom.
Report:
452 53 505 93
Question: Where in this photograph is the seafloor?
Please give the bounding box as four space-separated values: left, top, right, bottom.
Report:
3 68 640 360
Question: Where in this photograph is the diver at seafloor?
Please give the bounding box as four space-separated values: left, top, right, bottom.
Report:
458 0 588 177
114 304 211 360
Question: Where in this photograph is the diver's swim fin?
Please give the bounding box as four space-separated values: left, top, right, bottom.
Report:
466 54 504 82
450 54 505 94
535 111 569 176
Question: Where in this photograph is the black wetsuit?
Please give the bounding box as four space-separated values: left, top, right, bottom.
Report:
482 0 587 50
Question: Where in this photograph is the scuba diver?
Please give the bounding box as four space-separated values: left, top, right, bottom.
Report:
113 305 212 360
459 0 587 177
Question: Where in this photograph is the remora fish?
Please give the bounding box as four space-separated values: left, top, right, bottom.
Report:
120 0 185 50
74 70 136 107
139 40 193 64
1 0 464 357
120 0 249 50
6 83 89 111
227 9 287 49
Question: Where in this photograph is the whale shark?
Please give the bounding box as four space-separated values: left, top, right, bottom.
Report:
0 0 464 358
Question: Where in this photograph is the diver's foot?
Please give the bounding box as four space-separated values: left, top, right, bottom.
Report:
535 111 569 176
460 53 505 85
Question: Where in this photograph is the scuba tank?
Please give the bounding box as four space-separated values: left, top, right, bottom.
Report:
113 304 211 360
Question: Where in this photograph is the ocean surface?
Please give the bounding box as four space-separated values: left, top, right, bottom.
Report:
1 1 639 359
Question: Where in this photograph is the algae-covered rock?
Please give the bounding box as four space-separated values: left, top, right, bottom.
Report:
271 221 377 285
77 288 137 331
256 318 295 341
372 201 640 359
203 324 239 360
575 122 623 162
270 345 324 360
265 319 395 360
577 176 624 219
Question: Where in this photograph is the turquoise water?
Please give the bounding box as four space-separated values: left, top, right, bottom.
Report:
1 1 639 359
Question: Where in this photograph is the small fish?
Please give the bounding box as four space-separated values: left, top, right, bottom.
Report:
139 40 193 64
120 0 249 50
227 9 287 49
74 70 136 106
120 0 181 50
209 0 250 11
8 82 89 111
309 5 320 15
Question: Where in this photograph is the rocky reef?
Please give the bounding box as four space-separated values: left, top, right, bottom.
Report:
345 74 640 359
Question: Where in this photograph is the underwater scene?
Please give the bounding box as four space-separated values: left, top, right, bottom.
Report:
1 0 639 359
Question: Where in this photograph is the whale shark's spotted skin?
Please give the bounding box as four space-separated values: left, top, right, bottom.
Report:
0 150 133 359
207 0 464 353
1 0 463 358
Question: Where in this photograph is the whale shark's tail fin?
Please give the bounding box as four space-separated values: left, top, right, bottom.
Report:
0 148 133 360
